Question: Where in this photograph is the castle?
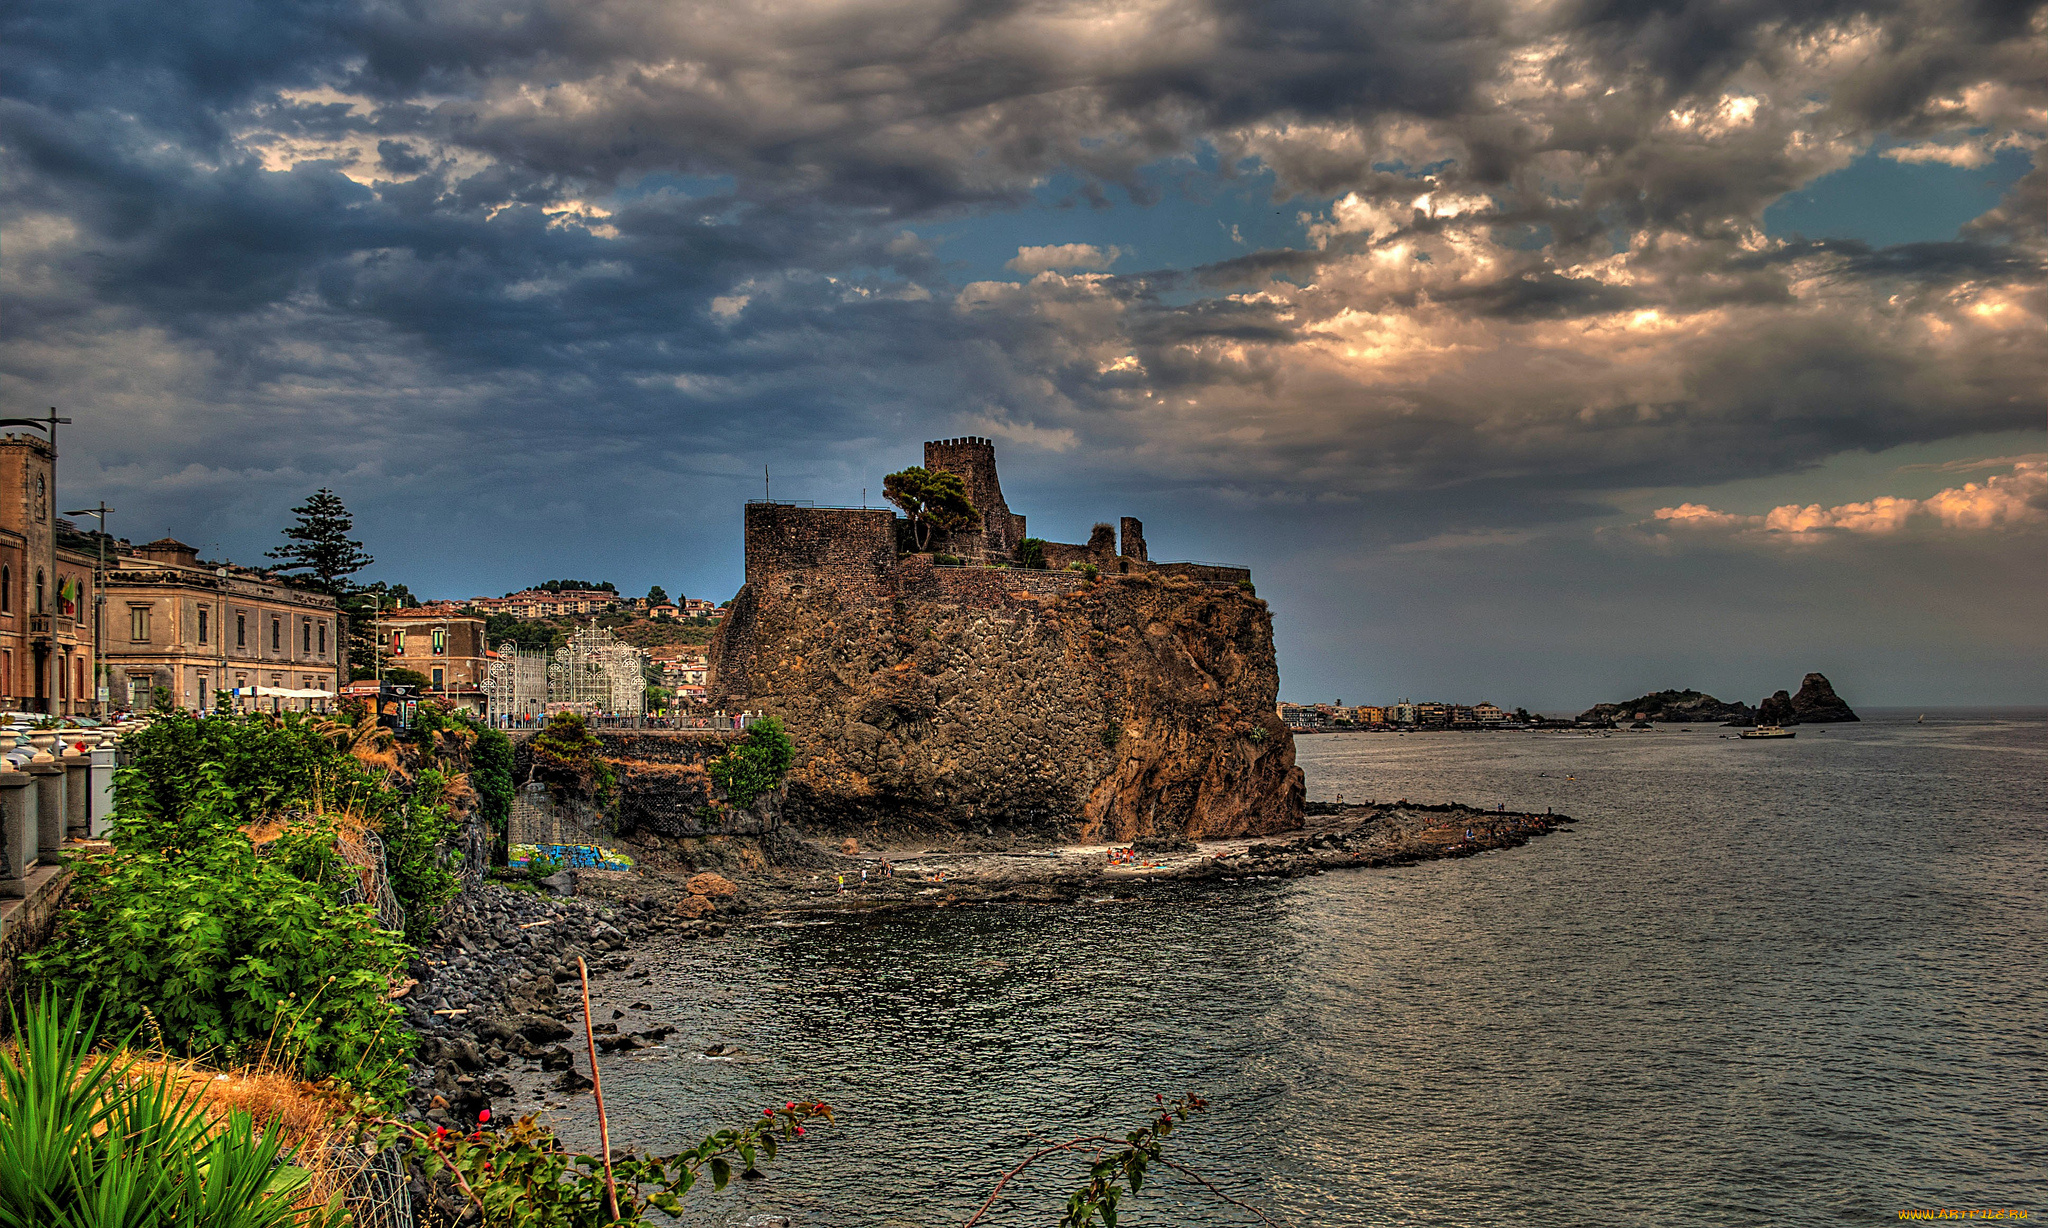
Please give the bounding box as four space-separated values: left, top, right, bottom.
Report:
742 437 1250 587
710 438 1299 840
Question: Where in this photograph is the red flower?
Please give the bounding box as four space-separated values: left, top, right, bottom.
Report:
786 1102 796 1110
764 1108 774 1117
795 1126 805 1136
434 1126 448 1138
478 1108 491 1124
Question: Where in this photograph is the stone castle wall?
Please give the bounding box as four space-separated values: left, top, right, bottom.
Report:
744 505 895 587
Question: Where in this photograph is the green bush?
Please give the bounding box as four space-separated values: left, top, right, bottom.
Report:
1019 537 1048 570
1069 562 1099 581
708 717 795 810
471 723 516 854
23 710 454 1103
934 553 962 566
0 995 342 1228
1236 579 1256 594
26 802 415 1102
529 713 616 808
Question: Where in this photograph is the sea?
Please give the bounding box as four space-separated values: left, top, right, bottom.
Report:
542 709 2048 1226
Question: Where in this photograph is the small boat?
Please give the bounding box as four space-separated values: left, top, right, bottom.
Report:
1917 714 1925 724
1739 725 1796 739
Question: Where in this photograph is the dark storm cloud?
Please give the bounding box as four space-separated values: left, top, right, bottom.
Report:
1 0 2044 594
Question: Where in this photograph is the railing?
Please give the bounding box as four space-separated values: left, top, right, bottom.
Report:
493 712 761 732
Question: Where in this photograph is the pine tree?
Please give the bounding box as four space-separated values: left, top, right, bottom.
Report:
648 584 669 604
266 489 374 594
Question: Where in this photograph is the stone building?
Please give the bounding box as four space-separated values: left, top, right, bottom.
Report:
100 539 344 712
380 607 488 707
0 432 101 715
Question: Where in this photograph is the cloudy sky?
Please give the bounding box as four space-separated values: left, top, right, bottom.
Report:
4 0 2044 709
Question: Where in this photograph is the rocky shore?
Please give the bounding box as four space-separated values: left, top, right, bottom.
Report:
401 798 1572 1134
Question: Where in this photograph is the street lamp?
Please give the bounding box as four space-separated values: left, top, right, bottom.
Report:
64 502 112 716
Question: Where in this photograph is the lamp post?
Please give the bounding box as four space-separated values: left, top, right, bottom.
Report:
63 503 113 716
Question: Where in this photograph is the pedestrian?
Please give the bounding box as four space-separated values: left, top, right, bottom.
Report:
861 868 868 884
837 873 844 894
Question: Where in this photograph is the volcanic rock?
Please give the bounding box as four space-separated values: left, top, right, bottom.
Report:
711 562 1303 842
1577 689 1755 724
685 872 738 897
1789 672 1859 722
1757 690 1797 726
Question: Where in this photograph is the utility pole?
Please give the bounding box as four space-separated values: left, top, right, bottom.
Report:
764 464 770 503
63 502 113 716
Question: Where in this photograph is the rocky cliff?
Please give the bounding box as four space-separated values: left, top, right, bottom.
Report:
709 560 1303 842
1578 688 1754 724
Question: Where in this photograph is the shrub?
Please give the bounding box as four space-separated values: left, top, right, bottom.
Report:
471 723 516 857
1019 537 1048 570
529 713 616 808
26 805 415 1102
1069 562 1099 581
934 553 962 566
708 717 795 810
1236 579 1256 594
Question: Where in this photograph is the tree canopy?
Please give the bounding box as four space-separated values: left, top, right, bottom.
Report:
265 489 373 594
883 467 980 550
648 584 669 604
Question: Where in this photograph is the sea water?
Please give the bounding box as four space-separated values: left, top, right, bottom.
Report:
543 709 2048 1226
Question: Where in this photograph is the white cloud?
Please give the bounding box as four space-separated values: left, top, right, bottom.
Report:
1006 244 1121 274
1651 462 2047 538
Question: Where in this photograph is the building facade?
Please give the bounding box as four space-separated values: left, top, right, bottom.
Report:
0 433 101 715
381 607 488 705
100 539 345 712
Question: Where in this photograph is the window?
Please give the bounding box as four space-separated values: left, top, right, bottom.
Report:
236 613 246 648
35 569 44 614
302 619 311 653
1 566 10 612
431 667 444 687
198 607 209 644
318 623 326 655
271 618 280 651
75 658 84 700
431 628 446 656
58 656 67 700
129 606 150 642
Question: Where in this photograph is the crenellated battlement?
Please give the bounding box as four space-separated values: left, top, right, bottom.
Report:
739 440 1249 590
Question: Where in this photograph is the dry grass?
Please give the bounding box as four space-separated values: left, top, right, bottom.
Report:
118 1051 363 1215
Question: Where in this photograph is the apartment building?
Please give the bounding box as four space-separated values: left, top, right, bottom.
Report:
381 607 488 706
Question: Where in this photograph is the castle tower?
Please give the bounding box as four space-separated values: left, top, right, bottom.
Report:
923 437 1027 560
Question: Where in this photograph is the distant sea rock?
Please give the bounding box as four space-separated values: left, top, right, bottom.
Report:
1753 673 1860 725
1788 672 1860 723
1577 689 1755 725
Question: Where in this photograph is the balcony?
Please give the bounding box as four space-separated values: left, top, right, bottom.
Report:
27 615 77 647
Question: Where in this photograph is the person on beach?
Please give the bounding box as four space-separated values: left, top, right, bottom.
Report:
837 874 845 894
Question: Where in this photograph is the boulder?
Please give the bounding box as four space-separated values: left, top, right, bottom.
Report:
538 871 576 897
556 1067 594 1092
538 1046 575 1072
514 1013 572 1043
676 894 715 919
685 872 738 898
1790 672 1859 723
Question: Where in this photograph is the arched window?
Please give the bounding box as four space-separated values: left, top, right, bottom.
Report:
1 566 10 613
35 570 44 614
